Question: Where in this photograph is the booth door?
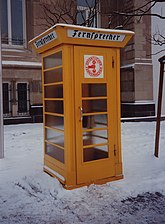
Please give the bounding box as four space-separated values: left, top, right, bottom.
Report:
74 46 117 184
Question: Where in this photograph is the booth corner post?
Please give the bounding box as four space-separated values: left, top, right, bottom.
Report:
0 0 4 159
29 24 134 189
154 55 165 158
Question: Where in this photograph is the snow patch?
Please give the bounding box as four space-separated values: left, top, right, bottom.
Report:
0 122 165 223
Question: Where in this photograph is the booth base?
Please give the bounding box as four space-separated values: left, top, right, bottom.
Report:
44 166 123 190
43 166 65 185
64 175 124 190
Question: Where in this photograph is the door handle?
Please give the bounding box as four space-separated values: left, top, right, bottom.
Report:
79 106 83 121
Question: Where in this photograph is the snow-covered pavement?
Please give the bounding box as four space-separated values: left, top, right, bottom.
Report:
0 121 165 224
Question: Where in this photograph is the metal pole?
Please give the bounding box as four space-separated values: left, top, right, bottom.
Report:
154 56 165 158
0 0 4 159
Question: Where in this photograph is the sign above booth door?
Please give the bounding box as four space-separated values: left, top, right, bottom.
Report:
84 55 104 78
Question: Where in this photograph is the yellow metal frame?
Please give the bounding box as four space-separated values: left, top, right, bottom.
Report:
29 24 134 189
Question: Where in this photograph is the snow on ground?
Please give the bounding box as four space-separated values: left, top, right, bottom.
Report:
0 121 165 224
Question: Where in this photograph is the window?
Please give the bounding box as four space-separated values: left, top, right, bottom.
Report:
77 0 98 27
77 0 96 8
1 0 26 46
17 83 29 114
3 82 11 116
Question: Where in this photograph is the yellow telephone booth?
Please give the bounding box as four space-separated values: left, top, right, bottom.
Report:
29 24 134 189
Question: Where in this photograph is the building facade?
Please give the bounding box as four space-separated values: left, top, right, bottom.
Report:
101 0 155 117
1 0 43 124
152 2 165 116
1 0 155 124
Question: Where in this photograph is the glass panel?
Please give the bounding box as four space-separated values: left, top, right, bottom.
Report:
46 142 64 163
82 99 107 113
83 129 108 146
77 10 87 25
45 128 64 147
76 0 97 27
1 0 8 44
84 145 108 162
3 83 10 114
45 101 63 114
45 85 63 98
11 0 23 45
44 51 62 69
44 68 63 84
77 0 96 7
17 83 28 113
82 114 107 129
82 84 107 97
45 115 64 131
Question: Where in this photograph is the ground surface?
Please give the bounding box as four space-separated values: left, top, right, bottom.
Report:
0 122 165 224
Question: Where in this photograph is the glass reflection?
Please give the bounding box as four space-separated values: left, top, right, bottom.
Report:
82 114 109 162
45 100 63 114
44 68 63 84
83 145 108 162
82 83 107 97
45 84 63 98
82 114 107 129
46 142 64 163
82 99 107 113
46 128 64 147
11 0 23 45
83 129 108 146
45 115 64 131
44 51 62 69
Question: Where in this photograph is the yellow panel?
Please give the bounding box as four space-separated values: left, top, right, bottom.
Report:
62 45 77 186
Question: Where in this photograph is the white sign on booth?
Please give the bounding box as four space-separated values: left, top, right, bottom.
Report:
84 55 104 78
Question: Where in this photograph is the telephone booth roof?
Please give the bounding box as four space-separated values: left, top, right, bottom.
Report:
29 23 134 54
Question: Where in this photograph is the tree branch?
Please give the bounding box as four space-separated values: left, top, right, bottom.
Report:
113 11 165 20
148 49 165 56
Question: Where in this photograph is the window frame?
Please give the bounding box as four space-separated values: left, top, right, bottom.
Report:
2 0 26 48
